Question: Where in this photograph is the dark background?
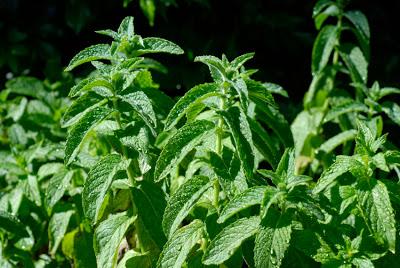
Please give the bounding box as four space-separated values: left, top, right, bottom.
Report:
1 0 399 107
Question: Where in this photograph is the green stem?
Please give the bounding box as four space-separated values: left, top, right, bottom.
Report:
332 14 342 67
111 97 143 252
214 95 225 210
112 98 136 185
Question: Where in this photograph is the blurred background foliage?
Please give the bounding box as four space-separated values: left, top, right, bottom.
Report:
0 0 399 115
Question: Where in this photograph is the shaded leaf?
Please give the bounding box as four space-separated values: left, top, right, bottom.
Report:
162 176 212 238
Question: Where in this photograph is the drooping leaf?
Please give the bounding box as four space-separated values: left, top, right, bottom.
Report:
340 45 368 84
45 169 75 211
0 211 28 237
38 163 64 179
139 0 156 26
68 76 113 98
94 212 136 268
356 179 396 253
219 106 255 181
162 176 213 238
246 79 276 109
164 83 220 130
119 91 157 133
65 44 112 71
313 155 365 194
194 55 226 81
48 210 74 255
132 181 167 249
232 78 249 110
344 11 370 59
154 120 215 181
248 118 280 168
382 102 400 126
255 101 293 147
62 91 105 128
65 106 112 165
291 109 324 156
202 216 260 265
312 25 338 74
218 186 267 223
82 154 124 224
254 209 292 268
157 220 204 268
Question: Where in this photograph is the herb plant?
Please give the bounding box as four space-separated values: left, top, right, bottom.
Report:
0 1 399 267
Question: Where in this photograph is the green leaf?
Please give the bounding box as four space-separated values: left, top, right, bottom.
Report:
132 181 167 249
118 17 135 38
231 52 255 70
154 120 215 181
68 76 113 98
275 148 295 180
140 0 156 26
24 175 42 206
5 77 46 99
312 25 338 74
65 44 112 71
232 78 249 110
82 154 124 224
62 91 105 128
0 211 28 237
378 87 400 99
340 45 368 84
318 129 357 153
137 37 184 55
164 83 220 130
313 155 364 194
254 209 292 268
218 186 266 223
344 11 370 59
202 216 260 265
96 29 119 40
117 250 151 268
65 106 112 165
382 102 400 126
314 5 339 30
247 79 276 109
48 210 74 255
62 228 97 268
324 102 369 123
357 179 396 253
313 0 335 17
45 169 74 211
162 176 213 238
94 212 135 268
195 55 226 81
249 118 280 168
157 220 204 268
254 101 293 147
219 106 255 181
38 163 64 179
8 124 27 146
118 91 157 133
291 109 324 156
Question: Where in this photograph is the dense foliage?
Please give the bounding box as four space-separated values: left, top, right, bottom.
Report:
1 0 399 267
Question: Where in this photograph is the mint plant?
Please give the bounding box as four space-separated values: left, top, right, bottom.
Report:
63 16 183 267
0 1 399 267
